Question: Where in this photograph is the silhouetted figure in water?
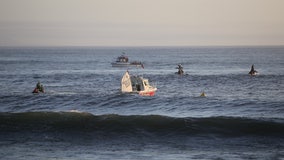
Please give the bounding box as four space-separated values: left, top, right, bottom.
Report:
249 64 258 76
33 81 44 93
176 64 184 75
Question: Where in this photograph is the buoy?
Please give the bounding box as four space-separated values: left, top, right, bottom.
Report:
200 92 206 97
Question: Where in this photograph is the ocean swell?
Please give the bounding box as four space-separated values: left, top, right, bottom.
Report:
1 111 284 137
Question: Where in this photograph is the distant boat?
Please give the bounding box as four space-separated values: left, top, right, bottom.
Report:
111 53 143 68
121 71 157 96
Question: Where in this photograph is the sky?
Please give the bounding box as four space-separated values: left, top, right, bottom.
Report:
0 0 284 46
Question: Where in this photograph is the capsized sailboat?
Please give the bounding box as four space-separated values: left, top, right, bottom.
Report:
121 71 157 96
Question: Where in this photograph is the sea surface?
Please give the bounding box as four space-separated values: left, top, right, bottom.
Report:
0 46 284 160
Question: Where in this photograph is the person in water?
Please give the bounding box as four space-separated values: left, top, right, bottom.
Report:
177 64 184 75
249 64 257 75
33 81 44 93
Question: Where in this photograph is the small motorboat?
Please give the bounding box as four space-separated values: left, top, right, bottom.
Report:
121 71 157 96
249 64 259 76
111 53 143 68
175 64 184 75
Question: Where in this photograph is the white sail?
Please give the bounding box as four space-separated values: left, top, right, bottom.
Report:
121 71 132 92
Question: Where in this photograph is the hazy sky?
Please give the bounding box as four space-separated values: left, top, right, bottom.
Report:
0 0 284 46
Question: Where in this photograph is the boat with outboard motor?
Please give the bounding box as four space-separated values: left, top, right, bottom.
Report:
121 71 157 96
111 53 143 68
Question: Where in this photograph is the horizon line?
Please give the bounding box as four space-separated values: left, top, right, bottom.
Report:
0 44 284 48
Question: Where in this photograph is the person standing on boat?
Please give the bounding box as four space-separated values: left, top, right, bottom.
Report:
251 64 255 71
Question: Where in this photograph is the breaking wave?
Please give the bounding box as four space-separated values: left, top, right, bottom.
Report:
1 111 284 137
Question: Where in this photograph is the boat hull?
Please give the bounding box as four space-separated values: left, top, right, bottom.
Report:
112 62 142 67
139 90 156 96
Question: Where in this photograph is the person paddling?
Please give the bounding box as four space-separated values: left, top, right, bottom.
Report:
33 81 44 93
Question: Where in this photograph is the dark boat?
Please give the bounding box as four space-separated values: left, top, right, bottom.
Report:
111 53 143 68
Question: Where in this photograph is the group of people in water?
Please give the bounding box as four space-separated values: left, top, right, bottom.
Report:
174 64 258 97
32 64 258 94
176 64 258 76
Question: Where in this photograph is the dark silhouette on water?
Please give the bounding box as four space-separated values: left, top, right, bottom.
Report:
175 64 184 75
32 81 44 93
249 64 258 75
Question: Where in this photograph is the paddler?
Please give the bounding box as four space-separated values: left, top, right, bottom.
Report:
33 81 44 93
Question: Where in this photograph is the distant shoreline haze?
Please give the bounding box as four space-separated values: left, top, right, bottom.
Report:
0 0 283 47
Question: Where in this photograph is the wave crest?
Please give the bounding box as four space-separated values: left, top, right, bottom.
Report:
1 112 284 137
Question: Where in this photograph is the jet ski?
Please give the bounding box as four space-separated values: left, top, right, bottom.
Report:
175 64 184 75
249 64 259 76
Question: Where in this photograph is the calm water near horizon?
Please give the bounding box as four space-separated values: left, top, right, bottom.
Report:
0 46 283 160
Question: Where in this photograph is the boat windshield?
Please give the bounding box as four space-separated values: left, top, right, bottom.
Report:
117 55 128 62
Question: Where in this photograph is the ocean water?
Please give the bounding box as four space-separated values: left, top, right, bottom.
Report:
0 46 284 160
